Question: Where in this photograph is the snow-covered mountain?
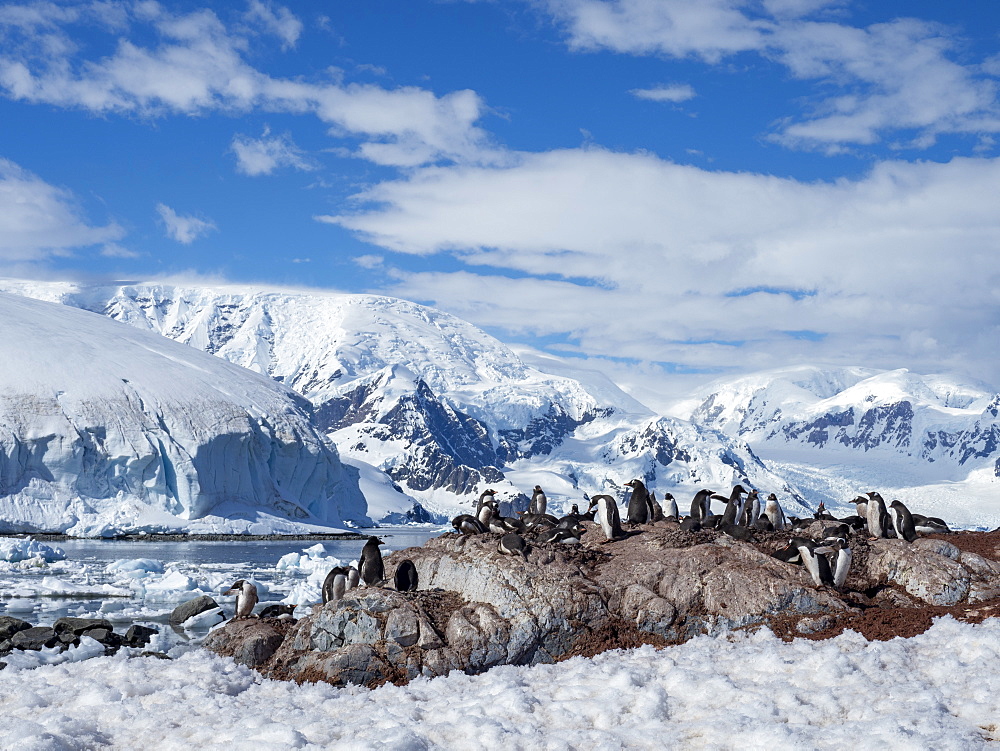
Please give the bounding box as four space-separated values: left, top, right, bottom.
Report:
0 292 368 536
0 280 810 521
676 365 1000 527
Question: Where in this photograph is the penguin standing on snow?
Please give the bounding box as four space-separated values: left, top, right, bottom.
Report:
624 479 651 525
224 579 258 619
359 536 386 585
888 500 918 542
593 494 626 541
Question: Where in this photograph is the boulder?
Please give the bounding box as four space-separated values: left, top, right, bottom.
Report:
202 618 287 668
54 617 114 637
0 616 31 643
169 596 220 625
125 625 159 648
11 626 59 651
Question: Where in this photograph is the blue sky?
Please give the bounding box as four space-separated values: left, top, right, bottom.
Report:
2 0 1000 404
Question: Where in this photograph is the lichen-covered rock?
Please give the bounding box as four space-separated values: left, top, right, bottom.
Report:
202 618 287 668
862 540 972 605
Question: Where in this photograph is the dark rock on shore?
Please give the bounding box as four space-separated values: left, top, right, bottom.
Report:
169 595 221 625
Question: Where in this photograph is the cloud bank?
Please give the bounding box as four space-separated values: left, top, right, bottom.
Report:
326 148 1000 382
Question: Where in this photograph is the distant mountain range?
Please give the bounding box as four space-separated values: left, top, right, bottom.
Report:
3 279 999 531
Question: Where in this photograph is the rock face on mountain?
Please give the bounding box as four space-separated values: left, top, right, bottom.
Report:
0 293 368 536
204 524 1000 688
687 365 1000 471
1 280 806 521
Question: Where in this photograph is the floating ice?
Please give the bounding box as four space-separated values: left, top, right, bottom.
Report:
0 538 66 563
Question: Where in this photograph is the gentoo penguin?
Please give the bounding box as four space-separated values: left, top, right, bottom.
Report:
539 522 586 544
912 514 951 534
224 579 258 619
814 537 852 588
690 490 714 522
394 559 419 592
529 486 547 516
322 566 351 604
346 566 361 590
814 502 836 521
648 490 665 523
581 498 598 521
498 533 530 560
865 492 890 539
741 490 760 527
624 479 651 525
477 498 497 527
764 493 788 531
888 500 918 542
359 536 386 586
717 485 747 527
790 537 832 587
452 514 487 535
476 488 497 515
258 603 296 620
593 494 626 541
720 523 753 541
663 493 679 520
853 495 869 518
679 516 702 533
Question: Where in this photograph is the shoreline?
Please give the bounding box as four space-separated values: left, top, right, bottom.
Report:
0 532 373 542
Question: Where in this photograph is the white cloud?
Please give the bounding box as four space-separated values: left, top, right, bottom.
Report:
99 243 141 258
231 127 313 176
630 84 696 103
0 3 496 166
0 157 122 261
534 0 1000 150
325 147 1000 384
155 203 216 244
244 0 302 49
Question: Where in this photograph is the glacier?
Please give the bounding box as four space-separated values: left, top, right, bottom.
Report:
0 292 368 536
0 279 811 522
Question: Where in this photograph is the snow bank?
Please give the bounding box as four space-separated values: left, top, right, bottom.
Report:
2 617 999 748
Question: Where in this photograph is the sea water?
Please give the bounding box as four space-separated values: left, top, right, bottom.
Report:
0 526 444 653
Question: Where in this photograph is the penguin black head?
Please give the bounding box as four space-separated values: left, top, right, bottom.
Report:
767 493 778 500
366 536 385 546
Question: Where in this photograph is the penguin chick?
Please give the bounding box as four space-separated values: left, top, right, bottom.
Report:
224 579 258 619
322 566 351 604
259 604 296 620
393 559 419 592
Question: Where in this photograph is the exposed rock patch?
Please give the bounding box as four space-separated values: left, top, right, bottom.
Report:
203 526 1000 689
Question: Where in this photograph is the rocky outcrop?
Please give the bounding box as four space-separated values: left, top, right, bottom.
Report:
0 616 158 658
202 524 1000 689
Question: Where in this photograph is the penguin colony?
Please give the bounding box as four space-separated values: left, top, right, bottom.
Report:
222 484 953 621
450 483 954 591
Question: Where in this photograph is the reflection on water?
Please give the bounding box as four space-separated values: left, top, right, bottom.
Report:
0 526 445 653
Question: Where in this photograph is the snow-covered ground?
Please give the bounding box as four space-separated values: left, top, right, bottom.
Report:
2 617 999 749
